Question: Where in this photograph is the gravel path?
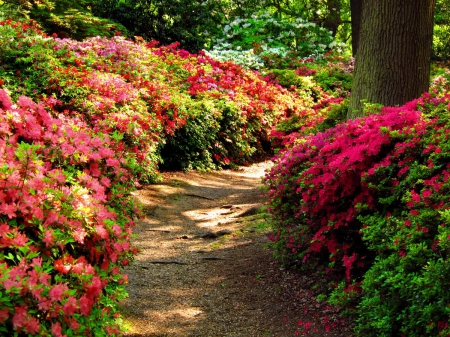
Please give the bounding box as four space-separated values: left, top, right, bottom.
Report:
120 161 354 337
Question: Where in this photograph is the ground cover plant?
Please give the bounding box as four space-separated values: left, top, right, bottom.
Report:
264 70 450 335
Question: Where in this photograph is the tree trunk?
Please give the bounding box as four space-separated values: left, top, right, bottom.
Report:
323 0 342 37
350 0 363 56
348 0 435 119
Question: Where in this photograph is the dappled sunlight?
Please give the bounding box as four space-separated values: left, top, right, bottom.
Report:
119 161 277 336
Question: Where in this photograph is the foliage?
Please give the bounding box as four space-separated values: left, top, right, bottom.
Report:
353 91 450 336
0 0 128 39
433 0 450 60
266 53 351 151
91 0 225 52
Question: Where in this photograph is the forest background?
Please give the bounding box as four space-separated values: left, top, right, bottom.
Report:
1 0 450 336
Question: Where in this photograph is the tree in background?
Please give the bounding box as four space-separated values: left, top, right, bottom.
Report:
235 0 352 39
349 0 362 56
91 0 225 52
348 0 436 118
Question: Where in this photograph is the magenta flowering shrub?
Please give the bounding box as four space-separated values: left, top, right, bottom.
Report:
264 88 450 335
354 92 450 336
0 90 139 336
264 102 423 280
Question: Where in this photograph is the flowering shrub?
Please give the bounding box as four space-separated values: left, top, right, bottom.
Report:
0 89 139 336
264 88 450 335
204 44 266 69
354 92 450 336
265 53 352 150
206 11 345 69
0 19 323 174
264 102 422 277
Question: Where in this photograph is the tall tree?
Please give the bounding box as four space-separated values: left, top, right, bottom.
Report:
348 0 436 118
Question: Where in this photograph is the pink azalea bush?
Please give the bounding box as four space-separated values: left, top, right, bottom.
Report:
0 89 138 336
264 87 450 335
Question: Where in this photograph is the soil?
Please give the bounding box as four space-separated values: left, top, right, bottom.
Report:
120 160 355 337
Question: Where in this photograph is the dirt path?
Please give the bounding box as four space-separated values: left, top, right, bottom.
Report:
120 161 353 337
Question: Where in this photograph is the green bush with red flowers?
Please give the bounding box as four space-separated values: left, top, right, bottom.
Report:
0 19 325 175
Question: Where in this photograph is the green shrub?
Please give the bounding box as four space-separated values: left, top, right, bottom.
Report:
2 0 128 39
433 24 450 60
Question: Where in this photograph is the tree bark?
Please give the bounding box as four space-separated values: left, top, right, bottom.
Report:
350 0 363 56
348 0 436 119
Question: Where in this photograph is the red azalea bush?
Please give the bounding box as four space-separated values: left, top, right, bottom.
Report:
0 89 139 336
264 89 450 335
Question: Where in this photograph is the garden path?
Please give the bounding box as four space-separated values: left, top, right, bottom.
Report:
120 160 353 337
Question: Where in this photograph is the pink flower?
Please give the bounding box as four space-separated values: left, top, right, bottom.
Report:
63 296 78 316
79 295 93 315
106 158 120 167
0 203 16 219
12 306 27 329
411 191 420 203
422 189 432 198
49 283 68 302
51 322 67 337
11 231 28 247
43 229 54 247
0 308 9 323
24 316 40 334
